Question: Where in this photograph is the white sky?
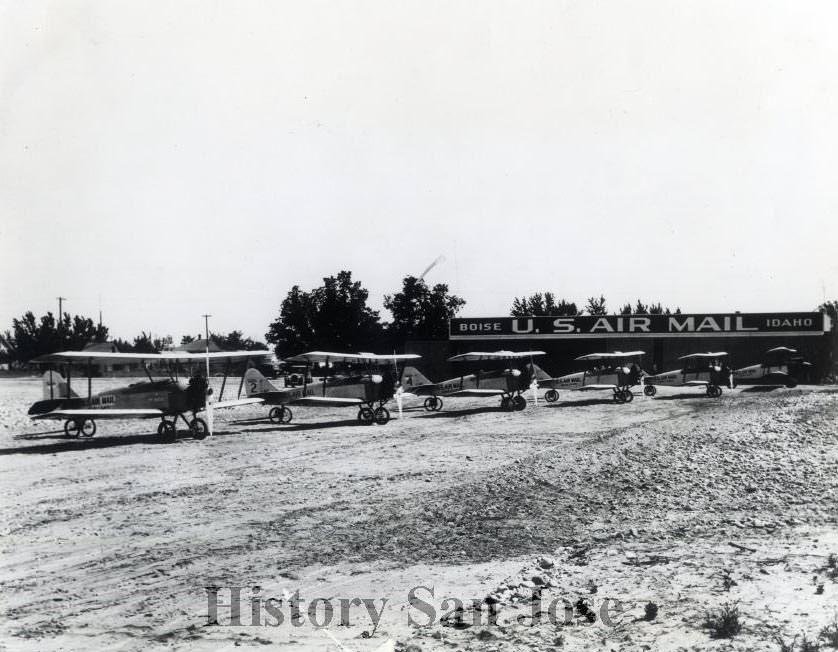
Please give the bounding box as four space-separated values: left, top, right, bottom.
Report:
1 1 836 342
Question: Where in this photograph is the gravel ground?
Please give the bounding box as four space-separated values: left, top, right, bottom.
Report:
0 377 836 651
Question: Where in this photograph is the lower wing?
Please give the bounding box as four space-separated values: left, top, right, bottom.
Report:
32 408 163 420
288 396 365 407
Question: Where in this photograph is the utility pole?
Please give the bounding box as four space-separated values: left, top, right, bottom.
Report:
57 296 66 321
202 314 212 379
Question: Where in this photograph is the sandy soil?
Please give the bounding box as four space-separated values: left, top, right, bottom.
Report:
0 377 836 652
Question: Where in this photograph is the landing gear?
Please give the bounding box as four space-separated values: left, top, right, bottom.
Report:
706 385 723 398
423 396 443 412
190 417 208 440
614 389 633 403
513 395 527 411
373 406 390 425
545 389 559 403
500 396 514 411
64 419 80 438
358 407 375 425
785 378 798 388
643 384 657 397
157 419 177 442
624 389 634 402
269 406 293 424
64 418 96 438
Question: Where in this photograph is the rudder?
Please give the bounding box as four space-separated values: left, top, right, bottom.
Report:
400 366 432 388
243 367 278 396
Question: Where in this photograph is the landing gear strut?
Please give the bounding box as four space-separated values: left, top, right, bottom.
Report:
269 406 293 424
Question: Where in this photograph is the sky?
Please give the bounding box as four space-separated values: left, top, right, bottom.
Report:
1 1 837 342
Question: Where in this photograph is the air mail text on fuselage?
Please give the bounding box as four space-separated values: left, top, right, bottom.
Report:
450 313 824 340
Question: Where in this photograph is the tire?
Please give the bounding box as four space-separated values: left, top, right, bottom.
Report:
513 395 527 411
424 397 438 412
157 420 177 442
433 397 444 411
64 419 81 438
359 407 375 425
270 406 293 424
79 419 96 438
500 396 513 411
643 385 656 397
614 390 626 403
545 389 559 403
786 378 798 388
190 417 208 440
624 390 634 402
373 406 390 425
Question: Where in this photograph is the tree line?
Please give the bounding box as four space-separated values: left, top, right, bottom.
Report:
1 270 835 365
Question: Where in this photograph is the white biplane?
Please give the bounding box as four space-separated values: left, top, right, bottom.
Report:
642 352 732 397
536 351 646 404
732 346 812 388
243 351 420 425
28 350 269 441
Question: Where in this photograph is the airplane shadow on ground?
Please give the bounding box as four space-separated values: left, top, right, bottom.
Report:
0 430 238 456
541 397 623 408
231 418 367 433
737 385 783 393
651 393 721 401
414 406 504 419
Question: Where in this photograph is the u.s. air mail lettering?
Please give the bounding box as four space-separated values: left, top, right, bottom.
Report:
450 313 827 340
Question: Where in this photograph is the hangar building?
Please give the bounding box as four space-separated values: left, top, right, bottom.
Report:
413 312 833 381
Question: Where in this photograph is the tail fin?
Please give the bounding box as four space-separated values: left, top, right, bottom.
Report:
42 370 77 400
528 363 553 382
400 366 432 388
243 367 278 396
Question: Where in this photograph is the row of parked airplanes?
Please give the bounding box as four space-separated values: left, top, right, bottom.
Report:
27 346 809 441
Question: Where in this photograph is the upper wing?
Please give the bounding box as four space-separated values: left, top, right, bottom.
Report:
32 408 163 420
575 350 646 362
765 346 796 354
31 350 272 364
448 350 546 362
678 352 728 360
286 351 420 365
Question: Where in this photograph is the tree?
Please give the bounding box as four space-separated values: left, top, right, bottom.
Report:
584 295 608 316
0 311 109 366
384 276 466 341
266 271 383 357
819 301 838 331
620 300 681 315
210 330 268 351
132 332 159 354
510 292 578 317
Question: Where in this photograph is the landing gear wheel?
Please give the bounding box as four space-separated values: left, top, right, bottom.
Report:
190 417 208 440
513 395 527 411
358 407 375 425
644 385 657 397
623 389 634 403
712 385 723 398
433 397 443 411
545 389 559 403
424 397 439 412
614 390 627 404
157 420 177 442
373 406 390 425
785 378 798 388
79 419 96 438
500 396 514 411
64 419 81 438
269 406 293 424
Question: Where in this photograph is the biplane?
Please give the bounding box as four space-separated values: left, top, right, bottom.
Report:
536 351 646 403
242 351 420 425
732 346 812 388
28 350 269 441
642 352 731 397
402 350 546 412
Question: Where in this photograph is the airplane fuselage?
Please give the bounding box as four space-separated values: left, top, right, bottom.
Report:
28 380 197 418
412 369 524 397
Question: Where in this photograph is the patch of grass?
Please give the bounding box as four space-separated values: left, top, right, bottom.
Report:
800 633 822 652
703 601 742 639
819 619 838 648
776 634 799 652
643 602 659 621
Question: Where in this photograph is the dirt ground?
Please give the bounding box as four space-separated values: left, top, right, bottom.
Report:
1 377 836 652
